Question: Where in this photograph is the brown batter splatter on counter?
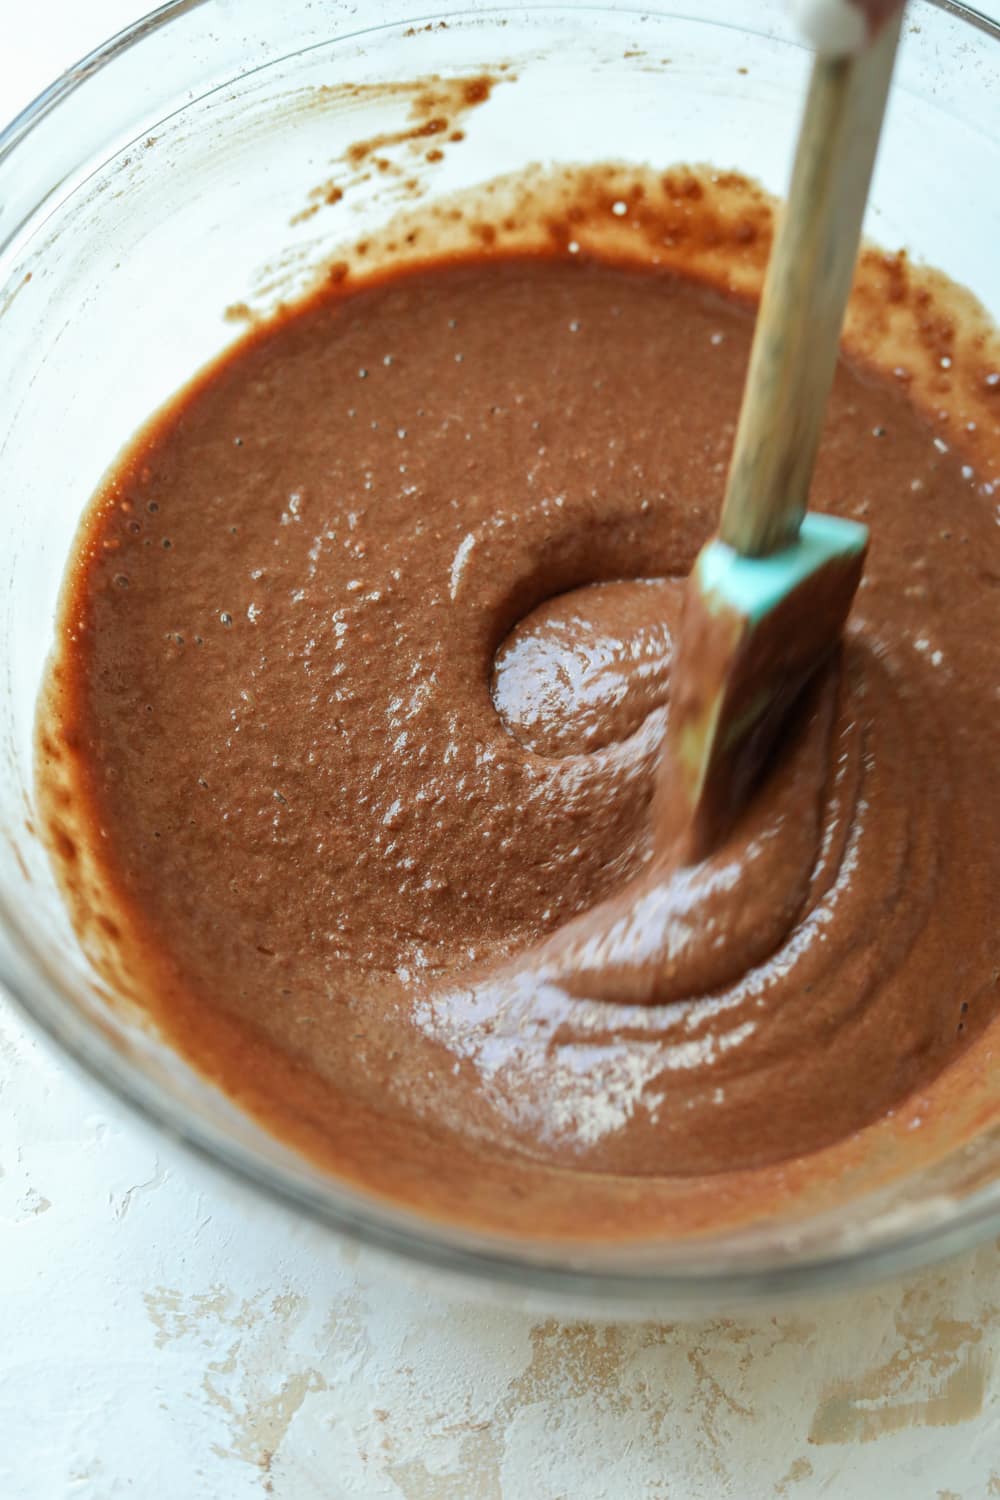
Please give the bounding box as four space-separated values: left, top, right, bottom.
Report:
37 167 1000 1240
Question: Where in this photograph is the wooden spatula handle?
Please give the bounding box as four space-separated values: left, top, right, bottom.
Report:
718 9 902 557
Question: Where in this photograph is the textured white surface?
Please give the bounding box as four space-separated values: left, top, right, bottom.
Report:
4 5 1000 1497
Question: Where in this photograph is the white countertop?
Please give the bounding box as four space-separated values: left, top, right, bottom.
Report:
3 5 1000 1497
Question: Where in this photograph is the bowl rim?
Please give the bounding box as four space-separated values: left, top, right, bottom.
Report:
2 0 1000 1308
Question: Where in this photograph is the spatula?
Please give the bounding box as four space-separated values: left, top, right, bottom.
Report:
661 0 904 860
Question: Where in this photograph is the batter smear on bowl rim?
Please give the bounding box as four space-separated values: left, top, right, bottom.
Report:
37 166 1000 1239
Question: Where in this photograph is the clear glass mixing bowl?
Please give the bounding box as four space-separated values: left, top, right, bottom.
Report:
1 0 998 1313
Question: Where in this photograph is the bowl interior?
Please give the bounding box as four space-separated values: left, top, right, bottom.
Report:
1 0 999 1305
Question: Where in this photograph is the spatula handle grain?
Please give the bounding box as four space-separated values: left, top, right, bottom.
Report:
718 11 902 557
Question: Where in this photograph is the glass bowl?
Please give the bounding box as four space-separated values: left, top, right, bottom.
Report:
1 0 999 1314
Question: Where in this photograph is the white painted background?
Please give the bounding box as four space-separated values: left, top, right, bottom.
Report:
3 5 1000 1497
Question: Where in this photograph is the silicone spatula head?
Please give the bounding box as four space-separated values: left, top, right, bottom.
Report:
660 514 868 860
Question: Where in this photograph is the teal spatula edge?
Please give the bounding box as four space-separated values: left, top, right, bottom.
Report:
696 512 869 625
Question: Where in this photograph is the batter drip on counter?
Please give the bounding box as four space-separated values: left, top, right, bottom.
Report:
38 170 1000 1238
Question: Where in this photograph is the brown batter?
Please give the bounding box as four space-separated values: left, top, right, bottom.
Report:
37 168 1000 1239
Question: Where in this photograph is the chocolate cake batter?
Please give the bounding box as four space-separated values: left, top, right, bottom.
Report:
38 172 1000 1238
